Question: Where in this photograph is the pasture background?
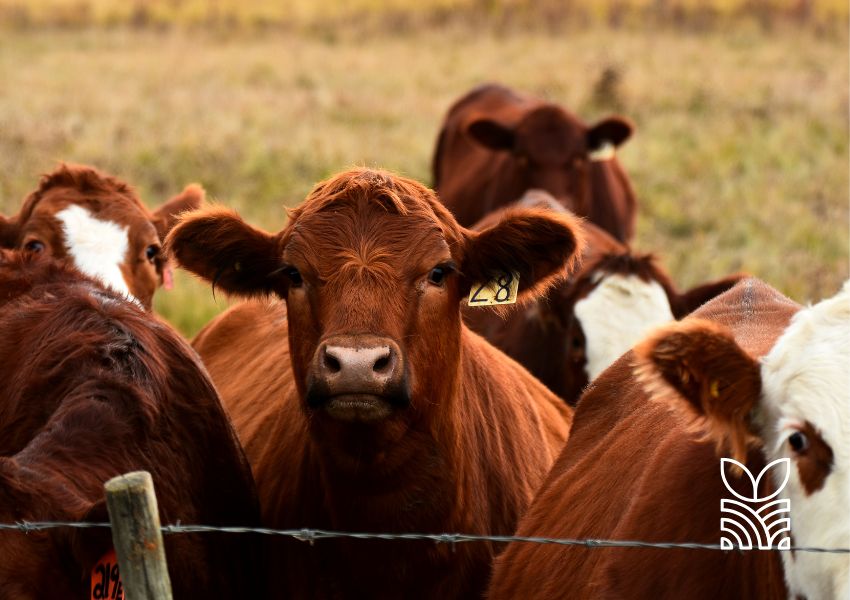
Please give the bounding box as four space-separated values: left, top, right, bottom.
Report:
0 1 847 337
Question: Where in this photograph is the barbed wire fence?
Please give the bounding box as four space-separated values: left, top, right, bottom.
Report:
5 471 847 599
1 520 847 554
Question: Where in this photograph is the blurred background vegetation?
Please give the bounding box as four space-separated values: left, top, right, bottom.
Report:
0 0 847 336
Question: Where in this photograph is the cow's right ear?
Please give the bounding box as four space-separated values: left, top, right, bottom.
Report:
165 207 285 297
0 215 19 248
634 319 762 462
466 118 515 151
152 183 206 241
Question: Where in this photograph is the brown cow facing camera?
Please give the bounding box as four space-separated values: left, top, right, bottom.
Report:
0 251 263 599
167 168 580 599
465 191 743 404
0 163 203 309
433 83 637 242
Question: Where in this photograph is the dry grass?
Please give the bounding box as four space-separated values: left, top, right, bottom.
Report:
0 22 846 336
1 0 847 32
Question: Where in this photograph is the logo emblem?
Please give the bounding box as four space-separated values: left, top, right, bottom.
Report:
720 457 791 550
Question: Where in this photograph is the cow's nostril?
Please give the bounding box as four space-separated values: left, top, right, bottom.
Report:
323 350 341 374
373 354 391 373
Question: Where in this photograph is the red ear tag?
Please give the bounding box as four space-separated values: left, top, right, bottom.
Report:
163 265 174 291
91 548 124 600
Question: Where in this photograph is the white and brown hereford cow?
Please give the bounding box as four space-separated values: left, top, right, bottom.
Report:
638 281 849 599
0 163 203 309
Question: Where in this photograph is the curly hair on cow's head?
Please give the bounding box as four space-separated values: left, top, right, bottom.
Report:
15 163 141 221
286 167 465 245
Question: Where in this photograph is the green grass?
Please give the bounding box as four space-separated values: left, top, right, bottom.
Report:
0 23 846 337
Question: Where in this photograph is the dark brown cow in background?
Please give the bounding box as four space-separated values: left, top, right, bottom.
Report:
168 168 580 599
0 163 203 309
465 191 743 404
488 279 796 599
433 83 637 242
0 251 263 599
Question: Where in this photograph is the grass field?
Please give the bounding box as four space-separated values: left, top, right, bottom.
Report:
0 19 847 336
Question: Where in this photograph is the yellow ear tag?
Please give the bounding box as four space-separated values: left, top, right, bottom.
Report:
468 271 520 306
589 140 616 162
709 380 720 399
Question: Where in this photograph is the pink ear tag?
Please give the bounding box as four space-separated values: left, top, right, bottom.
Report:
163 265 174 290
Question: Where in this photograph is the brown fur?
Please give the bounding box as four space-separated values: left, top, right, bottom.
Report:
0 250 263 599
1 163 203 308
432 83 637 242
795 421 834 496
465 199 743 404
168 168 576 599
488 278 798 599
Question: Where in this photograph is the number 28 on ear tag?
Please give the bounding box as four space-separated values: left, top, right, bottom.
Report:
468 271 520 306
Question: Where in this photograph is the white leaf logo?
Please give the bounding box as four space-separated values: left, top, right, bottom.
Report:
719 458 791 550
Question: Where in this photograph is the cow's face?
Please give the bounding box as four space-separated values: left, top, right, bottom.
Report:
280 191 462 425
508 202 739 402
636 281 850 598
0 165 202 309
466 106 632 212
169 168 583 431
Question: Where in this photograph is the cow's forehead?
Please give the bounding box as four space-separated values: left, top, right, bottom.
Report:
29 186 154 230
520 107 585 144
760 286 850 460
285 203 454 276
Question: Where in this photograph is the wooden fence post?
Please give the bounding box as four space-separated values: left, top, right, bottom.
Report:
104 471 174 600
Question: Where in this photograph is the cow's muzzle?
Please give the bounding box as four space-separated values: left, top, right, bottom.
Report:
306 335 409 422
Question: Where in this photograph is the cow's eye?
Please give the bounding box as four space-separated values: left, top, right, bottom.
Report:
284 267 303 288
788 431 808 453
24 240 45 253
145 245 159 262
428 265 454 286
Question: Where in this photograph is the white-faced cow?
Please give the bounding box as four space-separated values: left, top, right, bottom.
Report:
464 190 743 404
0 163 203 309
637 280 850 599
488 279 799 599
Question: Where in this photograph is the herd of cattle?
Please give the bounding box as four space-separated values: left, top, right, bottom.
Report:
0 82 846 599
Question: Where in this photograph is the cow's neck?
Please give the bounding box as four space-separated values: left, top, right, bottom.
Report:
308 354 468 531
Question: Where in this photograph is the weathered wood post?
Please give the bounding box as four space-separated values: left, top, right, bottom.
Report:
104 471 174 600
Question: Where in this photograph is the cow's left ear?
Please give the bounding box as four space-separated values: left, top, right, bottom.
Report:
152 184 206 240
668 274 747 319
461 207 584 304
634 319 762 462
587 116 633 151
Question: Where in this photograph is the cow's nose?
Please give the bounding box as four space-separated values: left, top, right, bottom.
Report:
320 343 397 383
308 336 407 410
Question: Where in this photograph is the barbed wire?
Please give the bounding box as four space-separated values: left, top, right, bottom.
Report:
0 521 847 554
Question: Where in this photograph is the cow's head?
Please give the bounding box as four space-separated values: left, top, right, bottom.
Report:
635 282 850 598
481 191 742 403
465 104 632 212
169 168 582 440
0 164 203 309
